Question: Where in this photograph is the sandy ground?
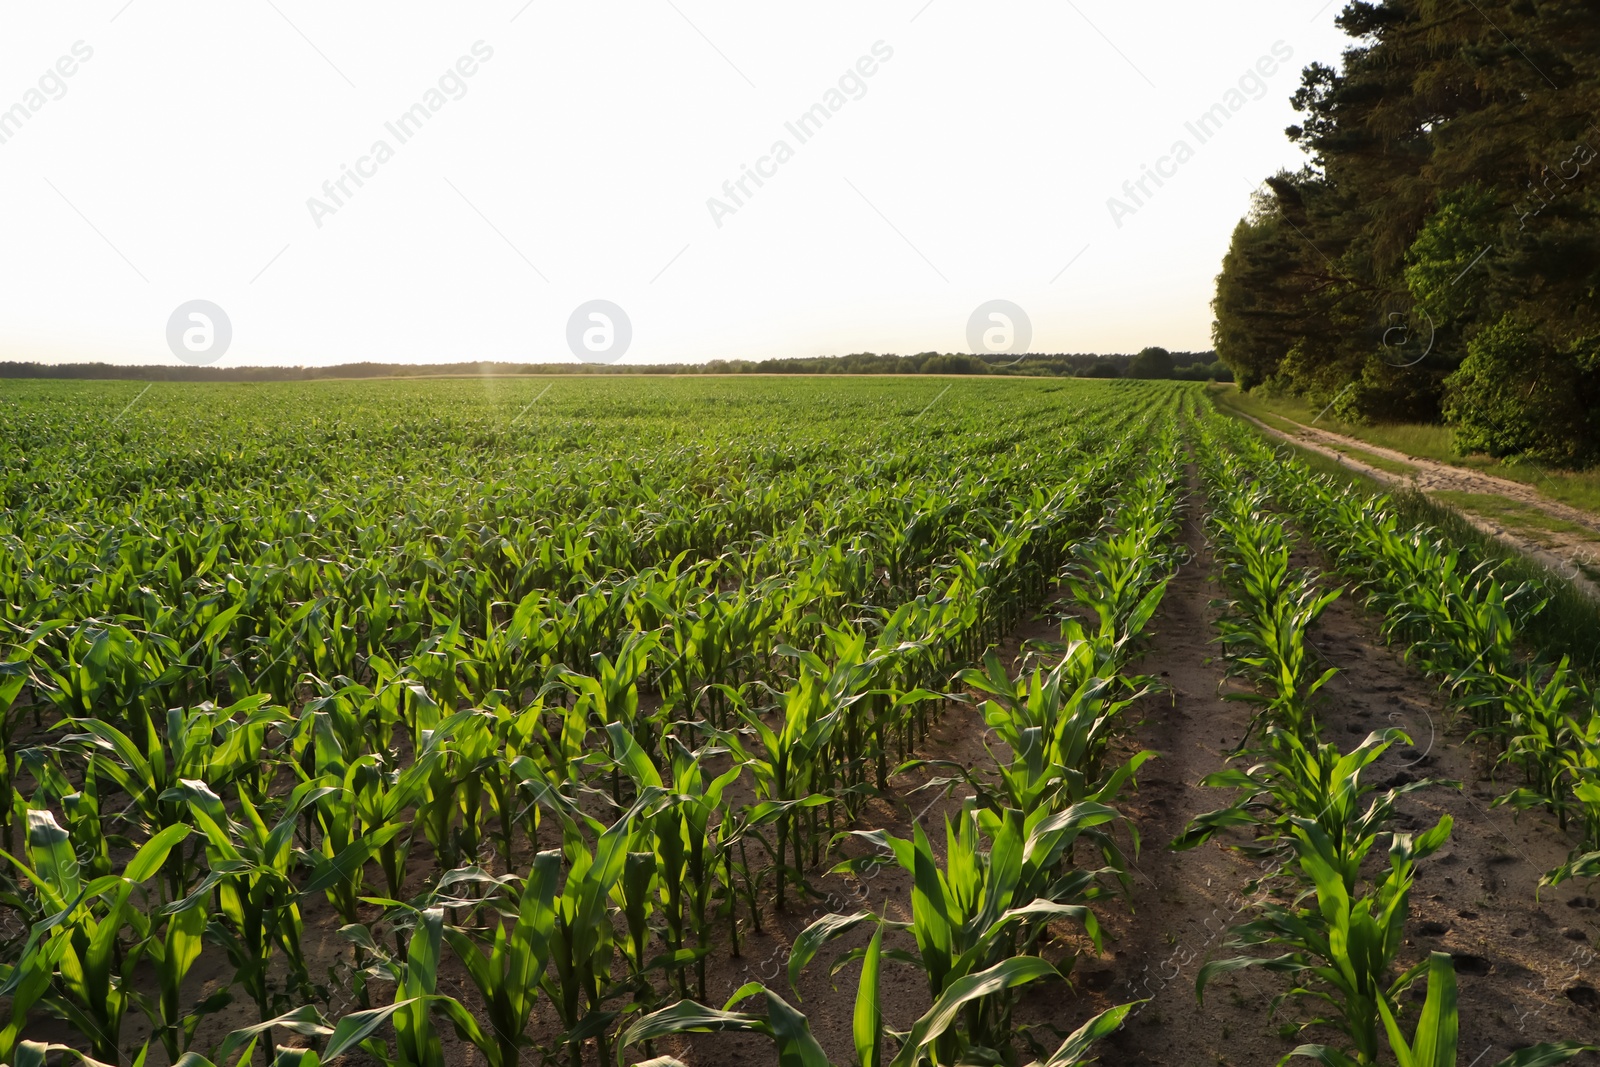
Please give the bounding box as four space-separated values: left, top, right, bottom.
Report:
1236 412 1600 600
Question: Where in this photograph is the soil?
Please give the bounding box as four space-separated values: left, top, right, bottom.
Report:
1236 412 1600 599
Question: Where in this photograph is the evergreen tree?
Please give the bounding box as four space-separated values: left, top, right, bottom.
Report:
1215 0 1600 463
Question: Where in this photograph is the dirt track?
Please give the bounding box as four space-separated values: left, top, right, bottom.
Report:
1236 412 1600 600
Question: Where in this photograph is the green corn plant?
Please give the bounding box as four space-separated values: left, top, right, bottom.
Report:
522 691 593 807
854 919 884 1067
196 1003 352 1067
393 908 451 1067
60 697 289 897
1484 657 1586 831
662 733 743 1000
390 710 477 873
736 649 865 912
350 745 449 902
950 647 1156 821
0 811 191 1065
1174 727 1454 890
618 981 829 1067
1541 699 1600 887
436 851 560 1067
33 623 177 731
620 965 1135 1067
175 779 334 1023
0 621 67 856
605 724 695 1000
559 629 662 799
471 587 559 703
1064 526 1175 666
797 803 1119 1060
628 937 957 1067
1205 482 1339 743
405 619 477 730
1024 1002 1144 1067
21 755 114 884
445 704 536 868
886 956 1067 1067
614 847 660 1006
659 583 775 730
471 698 532 868
416 738 464 872
1198 817 1452 1065
545 795 657 1067
0 1040 148 1067
348 907 449 1067
1373 952 1595 1067
298 707 415 924
135 901 231 1063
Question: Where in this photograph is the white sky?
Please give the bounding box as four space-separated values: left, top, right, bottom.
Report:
0 1 1352 367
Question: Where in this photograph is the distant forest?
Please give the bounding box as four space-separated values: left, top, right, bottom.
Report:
0 349 1230 383
1215 0 1600 465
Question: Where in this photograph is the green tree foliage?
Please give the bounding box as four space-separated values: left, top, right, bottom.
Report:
1214 0 1600 464
1128 346 1175 379
0 351 1218 382
1443 314 1592 463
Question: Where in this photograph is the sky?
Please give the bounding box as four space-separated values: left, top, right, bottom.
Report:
0 1 1354 367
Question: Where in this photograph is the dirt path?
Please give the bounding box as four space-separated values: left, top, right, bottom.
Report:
1236 412 1600 599
1073 466 1286 1064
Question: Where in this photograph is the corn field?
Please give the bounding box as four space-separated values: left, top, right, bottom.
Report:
0 378 1596 1067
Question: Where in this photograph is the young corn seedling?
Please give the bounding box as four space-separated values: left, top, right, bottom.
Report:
545 794 658 1067
345 907 450 1067
0 811 191 1065
136 898 229 1063
176 779 332 1023
665 734 743 1000
738 647 871 912
1374 952 1595 1067
798 802 1119 1059
951 647 1155 821
0 622 65 856
607 723 737 1000
437 851 561 1067
1199 817 1452 1065
618 981 829 1067
1174 726 1454 890
60 697 288 898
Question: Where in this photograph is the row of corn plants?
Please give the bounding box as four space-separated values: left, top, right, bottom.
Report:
1180 420 1592 1067
1207 412 1600 891
617 424 1189 1067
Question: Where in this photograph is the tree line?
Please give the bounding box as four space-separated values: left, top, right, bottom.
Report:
1214 0 1600 465
0 349 1229 382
